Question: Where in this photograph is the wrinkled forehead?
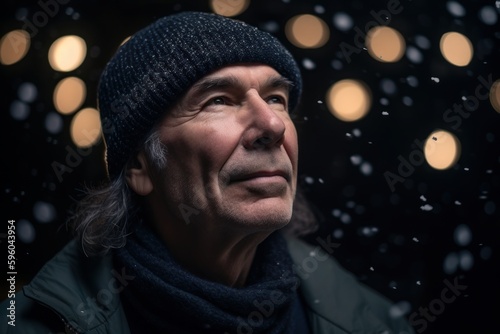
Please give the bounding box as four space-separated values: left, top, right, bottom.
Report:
186 64 292 96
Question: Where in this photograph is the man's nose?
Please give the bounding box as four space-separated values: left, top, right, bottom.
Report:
241 92 286 150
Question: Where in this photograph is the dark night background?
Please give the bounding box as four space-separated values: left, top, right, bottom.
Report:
1 0 499 333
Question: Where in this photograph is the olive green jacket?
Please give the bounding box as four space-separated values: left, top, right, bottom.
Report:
1 237 414 333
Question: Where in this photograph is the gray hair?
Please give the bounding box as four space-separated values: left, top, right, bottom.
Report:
71 128 317 256
70 128 167 256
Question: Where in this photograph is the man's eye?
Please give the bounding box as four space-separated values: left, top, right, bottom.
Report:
208 97 226 105
201 97 229 110
267 96 289 113
267 96 286 106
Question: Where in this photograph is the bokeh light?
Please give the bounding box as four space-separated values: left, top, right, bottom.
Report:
406 45 423 64
210 0 250 17
443 252 459 274
48 35 87 72
1 3 499 332
459 250 474 271
10 100 30 121
326 79 371 122
490 79 500 113
53 77 86 115
70 107 102 147
366 26 405 63
424 130 461 170
454 224 472 246
18 82 38 103
285 14 330 49
33 201 57 223
446 1 466 17
17 219 36 244
332 12 354 31
380 78 397 95
440 32 473 67
478 6 498 25
45 112 64 134
0 29 30 65
414 35 431 49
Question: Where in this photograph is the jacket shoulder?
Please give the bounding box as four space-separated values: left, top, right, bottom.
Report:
0 288 63 334
285 235 414 334
1 240 130 334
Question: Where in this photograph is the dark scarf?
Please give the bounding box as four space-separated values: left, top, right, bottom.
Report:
114 223 300 334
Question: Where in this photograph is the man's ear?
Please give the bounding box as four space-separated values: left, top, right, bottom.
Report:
126 151 154 196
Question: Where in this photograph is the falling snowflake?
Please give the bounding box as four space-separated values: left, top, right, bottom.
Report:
420 204 433 211
305 176 314 184
302 58 316 70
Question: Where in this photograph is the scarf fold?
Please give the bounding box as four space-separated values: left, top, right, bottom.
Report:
114 224 299 334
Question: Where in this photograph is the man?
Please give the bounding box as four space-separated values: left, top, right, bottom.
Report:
2 12 414 333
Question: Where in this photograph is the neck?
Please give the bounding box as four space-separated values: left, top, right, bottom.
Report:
148 210 270 287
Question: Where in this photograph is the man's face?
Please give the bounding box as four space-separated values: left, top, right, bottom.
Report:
148 64 298 232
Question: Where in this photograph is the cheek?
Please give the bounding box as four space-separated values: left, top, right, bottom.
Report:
166 122 241 177
284 122 299 164
197 124 241 166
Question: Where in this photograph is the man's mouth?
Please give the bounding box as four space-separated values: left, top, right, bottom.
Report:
231 170 290 183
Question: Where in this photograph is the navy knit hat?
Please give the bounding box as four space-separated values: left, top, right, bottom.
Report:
98 11 302 179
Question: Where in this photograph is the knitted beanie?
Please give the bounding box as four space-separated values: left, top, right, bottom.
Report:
98 11 302 179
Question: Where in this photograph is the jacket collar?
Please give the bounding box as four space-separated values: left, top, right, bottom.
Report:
23 240 130 333
24 235 386 334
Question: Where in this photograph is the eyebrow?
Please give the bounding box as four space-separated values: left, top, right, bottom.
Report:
190 74 293 96
265 76 294 92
